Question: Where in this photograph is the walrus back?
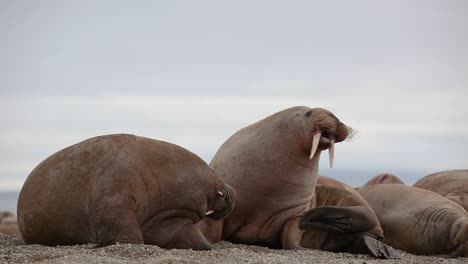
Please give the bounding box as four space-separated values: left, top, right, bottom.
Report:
17 134 140 245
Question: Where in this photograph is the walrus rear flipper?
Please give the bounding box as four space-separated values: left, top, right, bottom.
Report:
357 236 400 259
298 206 374 233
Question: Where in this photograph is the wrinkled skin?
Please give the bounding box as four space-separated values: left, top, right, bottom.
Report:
0 211 19 235
414 170 468 211
362 173 405 187
358 184 468 257
299 176 399 259
198 106 351 249
18 134 235 249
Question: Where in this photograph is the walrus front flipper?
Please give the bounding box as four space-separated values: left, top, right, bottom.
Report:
299 206 374 233
358 236 400 259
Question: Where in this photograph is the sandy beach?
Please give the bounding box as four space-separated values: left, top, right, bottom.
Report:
0 234 465 264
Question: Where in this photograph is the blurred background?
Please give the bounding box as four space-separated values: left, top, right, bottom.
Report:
1 1 467 212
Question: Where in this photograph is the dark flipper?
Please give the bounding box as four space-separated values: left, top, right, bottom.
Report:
299 206 375 233
357 236 400 259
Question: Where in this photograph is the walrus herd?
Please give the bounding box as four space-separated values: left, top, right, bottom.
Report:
13 106 468 259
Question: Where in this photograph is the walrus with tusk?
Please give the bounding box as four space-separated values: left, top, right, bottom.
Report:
17 134 235 249
197 106 357 249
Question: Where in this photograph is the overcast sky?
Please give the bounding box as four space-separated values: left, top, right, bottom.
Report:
1 0 467 190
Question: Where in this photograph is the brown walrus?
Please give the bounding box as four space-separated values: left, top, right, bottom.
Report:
198 106 355 249
17 134 235 249
358 184 468 257
362 173 405 187
413 170 468 211
0 211 19 235
299 176 399 259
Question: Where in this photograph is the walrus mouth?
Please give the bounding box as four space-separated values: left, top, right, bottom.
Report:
309 131 335 168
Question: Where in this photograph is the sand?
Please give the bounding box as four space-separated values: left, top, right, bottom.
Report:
1 234 466 264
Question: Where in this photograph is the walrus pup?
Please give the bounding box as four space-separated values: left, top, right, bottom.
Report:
299 177 399 259
204 106 353 249
414 170 468 211
358 184 468 257
362 173 405 187
18 134 235 249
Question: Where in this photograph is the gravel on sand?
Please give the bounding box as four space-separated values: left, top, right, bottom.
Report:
0 234 465 264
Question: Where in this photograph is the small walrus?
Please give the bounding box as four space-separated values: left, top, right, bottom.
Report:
198 106 355 249
414 170 468 211
0 211 19 235
358 184 468 257
299 176 399 259
362 173 405 187
17 134 235 249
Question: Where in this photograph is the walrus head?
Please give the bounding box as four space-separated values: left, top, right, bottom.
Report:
285 107 357 168
205 179 236 220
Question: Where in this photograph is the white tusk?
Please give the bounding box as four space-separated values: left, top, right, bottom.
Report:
309 132 322 160
206 210 215 215
329 140 335 168
217 191 224 197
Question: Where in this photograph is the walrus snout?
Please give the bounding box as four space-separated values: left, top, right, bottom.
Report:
207 184 236 220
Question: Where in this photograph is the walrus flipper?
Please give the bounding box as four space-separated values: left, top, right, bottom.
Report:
359 236 400 259
299 206 374 233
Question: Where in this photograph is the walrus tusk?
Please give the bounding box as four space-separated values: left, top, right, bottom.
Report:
309 132 322 160
206 210 215 215
217 191 224 197
329 140 335 168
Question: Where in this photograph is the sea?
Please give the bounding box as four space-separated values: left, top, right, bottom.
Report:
0 191 20 213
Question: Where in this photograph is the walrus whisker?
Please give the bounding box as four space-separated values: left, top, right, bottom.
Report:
329 140 335 168
309 132 322 160
345 126 360 142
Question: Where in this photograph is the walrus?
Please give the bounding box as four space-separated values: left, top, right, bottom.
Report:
358 184 468 257
0 211 19 235
198 106 355 249
17 134 235 249
299 176 399 259
414 170 468 211
362 173 405 187
0 211 17 225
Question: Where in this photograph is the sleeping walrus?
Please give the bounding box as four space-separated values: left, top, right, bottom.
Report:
362 173 405 187
18 134 235 249
358 184 468 257
299 176 399 259
0 211 19 235
414 170 468 211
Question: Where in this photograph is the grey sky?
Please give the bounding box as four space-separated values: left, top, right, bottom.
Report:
1 1 467 189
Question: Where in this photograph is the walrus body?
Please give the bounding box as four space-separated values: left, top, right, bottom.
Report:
414 170 468 211
202 106 352 249
358 184 468 257
362 173 405 187
299 177 398 259
18 134 235 249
